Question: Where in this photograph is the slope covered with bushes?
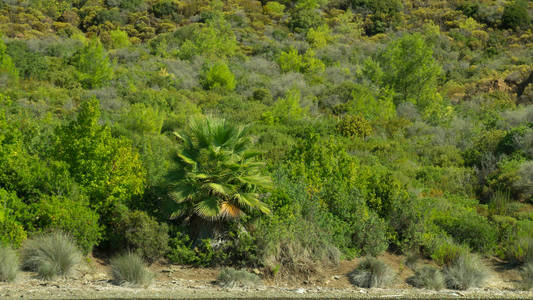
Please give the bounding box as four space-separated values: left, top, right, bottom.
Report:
0 0 532 280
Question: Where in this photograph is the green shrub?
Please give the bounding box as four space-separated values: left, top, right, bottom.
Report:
520 262 533 291
337 114 373 138
0 217 27 249
444 253 489 290
407 266 445 290
434 210 497 253
351 212 389 257
489 189 511 216
217 267 261 288
29 196 102 255
151 0 181 21
505 238 533 264
110 209 169 263
108 29 130 49
6 41 47 80
264 1 286 19
22 232 82 280
289 0 324 31
501 0 530 30
110 252 153 287
200 62 236 92
429 237 470 266
349 257 396 288
167 232 198 265
0 37 18 79
69 39 113 89
0 245 19 282
0 189 28 248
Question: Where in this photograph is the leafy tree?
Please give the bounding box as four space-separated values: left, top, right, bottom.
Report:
52 99 145 213
501 0 530 30
266 89 307 124
378 33 442 110
70 39 113 89
169 117 272 221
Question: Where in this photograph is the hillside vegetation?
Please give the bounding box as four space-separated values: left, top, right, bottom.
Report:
0 0 532 286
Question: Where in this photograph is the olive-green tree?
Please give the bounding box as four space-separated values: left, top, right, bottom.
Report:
70 39 113 89
378 33 442 110
53 99 145 213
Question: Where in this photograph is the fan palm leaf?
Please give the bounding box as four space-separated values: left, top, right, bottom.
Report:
170 116 272 221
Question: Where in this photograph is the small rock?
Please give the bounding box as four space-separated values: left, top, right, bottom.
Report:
252 268 261 275
333 275 340 280
295 288 305 294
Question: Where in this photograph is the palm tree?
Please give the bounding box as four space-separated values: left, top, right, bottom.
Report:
169 116 272 221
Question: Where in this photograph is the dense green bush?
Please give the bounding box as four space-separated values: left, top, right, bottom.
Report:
501 0 530 30
201 62 236 92
29 196 102 254
434 210 497 253
111 209 169 263
0 190 27 248
6 41 48 80
428 237 470 266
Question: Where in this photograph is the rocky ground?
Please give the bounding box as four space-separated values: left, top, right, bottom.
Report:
1 253 532 299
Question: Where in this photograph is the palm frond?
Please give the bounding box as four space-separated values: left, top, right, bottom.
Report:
177 152 197 166
220 201 243 219
206 183 235 196
169 183 196 203
194 197 220 219
237 175 274 190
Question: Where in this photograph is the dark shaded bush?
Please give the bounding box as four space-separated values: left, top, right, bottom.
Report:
505 238 533 265
501 0 530 30
110 209 169 263
6 41 48 80
217 268 261 288
407 266 445 290
349 257 396 288
520 262 533 291
0 245 19 282
444 253 489 290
